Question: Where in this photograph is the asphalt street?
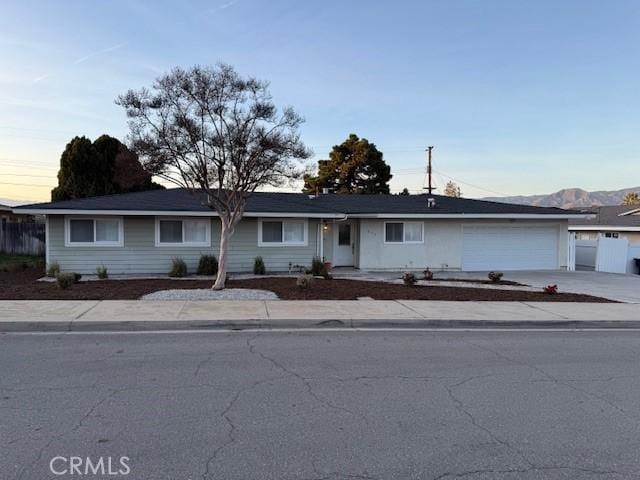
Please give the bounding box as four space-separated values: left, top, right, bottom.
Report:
2 329 640 480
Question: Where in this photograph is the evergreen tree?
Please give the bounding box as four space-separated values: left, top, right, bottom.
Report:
51 135 163 201
303 134 392 194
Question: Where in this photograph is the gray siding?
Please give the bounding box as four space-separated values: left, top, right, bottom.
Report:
48 215 319 274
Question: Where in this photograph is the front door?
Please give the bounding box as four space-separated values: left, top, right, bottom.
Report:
333 221 355 266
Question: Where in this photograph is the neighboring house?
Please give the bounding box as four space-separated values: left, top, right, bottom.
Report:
13 189 586 274
0 204 40 227
569 205 640 244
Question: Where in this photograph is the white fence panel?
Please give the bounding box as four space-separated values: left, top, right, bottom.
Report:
575 239 597 270
567 233 576 271
595 236 629 274
627 245 640 274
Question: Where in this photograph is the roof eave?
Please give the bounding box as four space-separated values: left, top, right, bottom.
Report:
15 208 588 220
569 225 640 231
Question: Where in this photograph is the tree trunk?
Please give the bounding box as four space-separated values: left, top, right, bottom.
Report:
212 220 232 290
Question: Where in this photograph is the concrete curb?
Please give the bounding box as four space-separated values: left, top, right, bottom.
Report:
3 318 640 332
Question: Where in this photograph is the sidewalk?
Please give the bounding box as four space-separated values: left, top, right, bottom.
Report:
1 300 640 331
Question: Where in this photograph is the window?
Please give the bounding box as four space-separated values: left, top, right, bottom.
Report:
66 217 123 246
258 219 307 246
384 221 423 244
156 218 210 246
604 232 619 239
338 224 351 246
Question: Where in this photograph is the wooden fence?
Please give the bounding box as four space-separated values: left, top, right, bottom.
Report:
0 222 46 256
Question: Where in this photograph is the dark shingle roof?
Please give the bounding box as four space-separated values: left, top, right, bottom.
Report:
15 188 582 216
569 205 640 227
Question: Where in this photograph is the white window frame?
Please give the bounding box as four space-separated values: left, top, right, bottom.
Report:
258 218 308 247
155 217 211 247
383 221 424 244
64 216 124 247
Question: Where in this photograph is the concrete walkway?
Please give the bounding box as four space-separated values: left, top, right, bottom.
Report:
1 300 640 331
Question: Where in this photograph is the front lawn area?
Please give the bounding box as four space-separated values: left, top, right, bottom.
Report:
0 267 612 302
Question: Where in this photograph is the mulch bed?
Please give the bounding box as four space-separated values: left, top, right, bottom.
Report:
0 268 612 302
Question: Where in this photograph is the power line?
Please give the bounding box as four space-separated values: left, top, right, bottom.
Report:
0 181 54 188
432 169 508 197
0 173 55 179
0 157 58 166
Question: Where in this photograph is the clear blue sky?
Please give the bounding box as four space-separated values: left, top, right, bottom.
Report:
1 0 639 202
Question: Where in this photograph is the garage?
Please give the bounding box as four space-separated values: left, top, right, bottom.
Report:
462 225 559 271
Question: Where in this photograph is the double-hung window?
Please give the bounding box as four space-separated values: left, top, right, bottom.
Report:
65 217 123 246
384 221 424 244
258 219 307 246
156 218 210 246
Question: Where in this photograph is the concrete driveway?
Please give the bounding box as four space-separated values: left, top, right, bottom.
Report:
451 270 640 303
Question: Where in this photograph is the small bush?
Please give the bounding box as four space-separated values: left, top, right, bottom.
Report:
6 262 27 273
310 256 326 276
197 255 218 275
488 271 504 283
423 268 433 280
56 272 77 289
296 274 314 289
96 265 108 279
47 262 60 278
33 257 45 269
253 256 266 275
543 284 558 295
169 257 187 277
402 272 417 286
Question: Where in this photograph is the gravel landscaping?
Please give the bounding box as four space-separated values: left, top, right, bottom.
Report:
141 288 278 300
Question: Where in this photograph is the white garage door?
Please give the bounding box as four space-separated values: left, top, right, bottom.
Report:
462 226 559 271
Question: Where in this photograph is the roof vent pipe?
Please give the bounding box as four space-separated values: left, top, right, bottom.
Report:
427 197 436 208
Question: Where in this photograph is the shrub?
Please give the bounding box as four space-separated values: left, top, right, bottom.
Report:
423 268 433 280
96 265 108 279
253 256 266 275
296 274 314 289
543 284 558 295
74 273 82 282
310 256 326 276
488 271 504 283
56 272 77 289
197 255 218 275
6 262 26 273
47 262 60 278
33 257 45 269
402 272 417 286
169 257 187 277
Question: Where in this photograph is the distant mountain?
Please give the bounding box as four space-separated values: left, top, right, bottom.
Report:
483 187 640 209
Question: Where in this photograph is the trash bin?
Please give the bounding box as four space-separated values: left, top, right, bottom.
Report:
635 258 640 274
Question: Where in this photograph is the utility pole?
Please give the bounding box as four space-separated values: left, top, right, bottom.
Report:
425 146 434 195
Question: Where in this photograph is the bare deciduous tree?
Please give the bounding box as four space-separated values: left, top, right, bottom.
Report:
116 64 311 289
444 181 462 198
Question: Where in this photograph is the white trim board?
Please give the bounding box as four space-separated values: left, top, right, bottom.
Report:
16 209 588 220
569 225 640 232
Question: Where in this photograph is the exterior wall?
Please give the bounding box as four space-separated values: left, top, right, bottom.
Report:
47 215 319 274
358 218 569 271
